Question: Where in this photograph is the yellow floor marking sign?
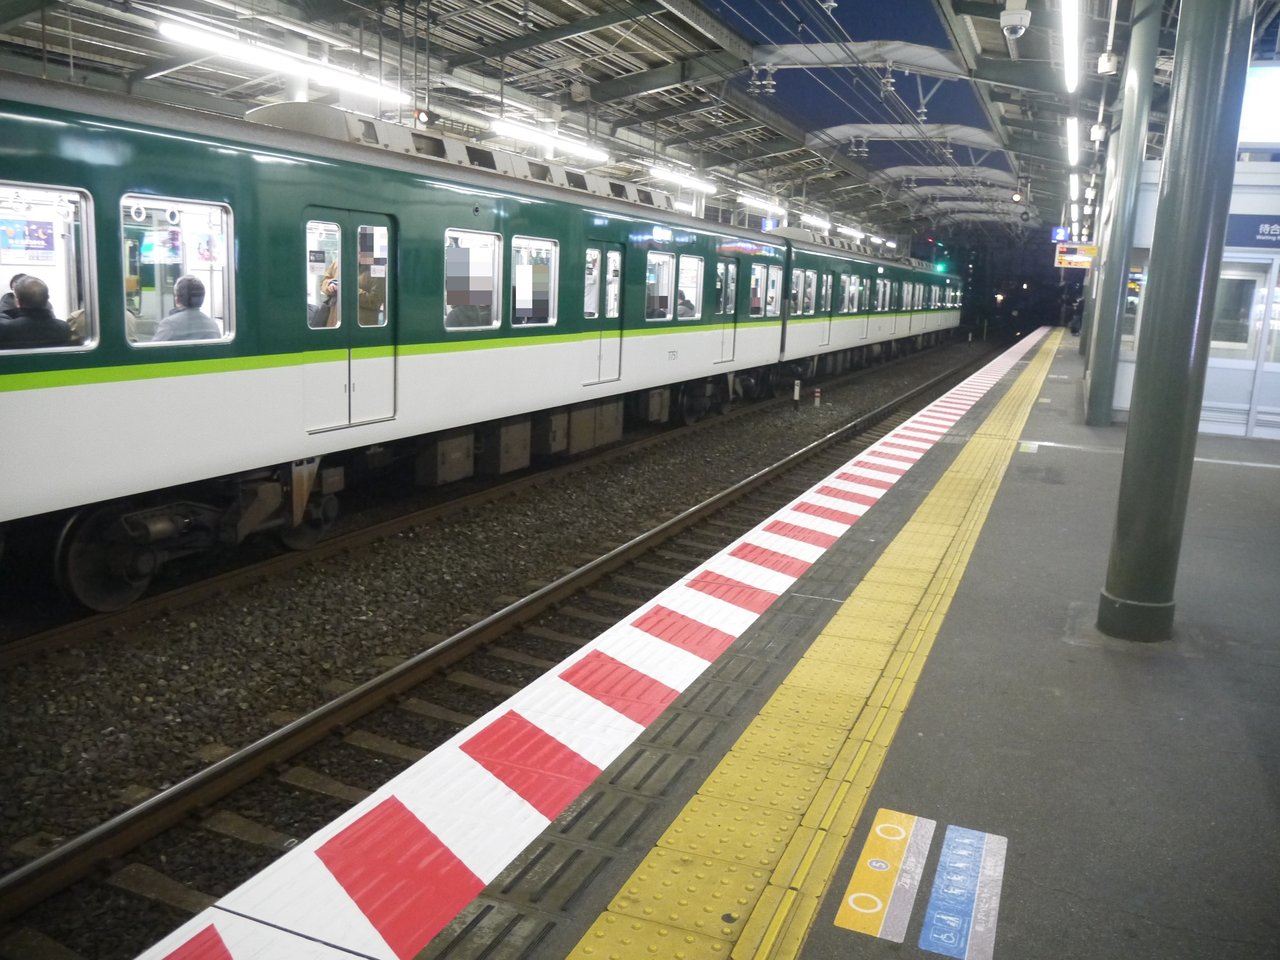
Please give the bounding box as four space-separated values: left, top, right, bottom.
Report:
834 808 936 941
568 331 1062 960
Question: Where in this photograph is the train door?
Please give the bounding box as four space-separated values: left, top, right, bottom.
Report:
303 210 396 431
583 241 624 384
715 258 738 362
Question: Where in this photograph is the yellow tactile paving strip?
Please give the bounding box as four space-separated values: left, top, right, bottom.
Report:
567 331 1062 960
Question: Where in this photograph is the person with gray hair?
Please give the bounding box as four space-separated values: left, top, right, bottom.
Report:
151 274 221 342
0 275 77 348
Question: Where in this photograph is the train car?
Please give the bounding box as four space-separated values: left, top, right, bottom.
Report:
0 73 960 610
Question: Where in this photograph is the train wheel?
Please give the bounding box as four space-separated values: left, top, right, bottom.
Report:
54 506 152 612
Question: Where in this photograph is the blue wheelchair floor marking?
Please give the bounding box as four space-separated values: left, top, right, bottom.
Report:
918 825 1007 960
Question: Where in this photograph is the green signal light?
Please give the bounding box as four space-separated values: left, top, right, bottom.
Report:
934 262 948 273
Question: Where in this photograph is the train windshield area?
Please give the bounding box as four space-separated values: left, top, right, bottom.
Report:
0 182 95 351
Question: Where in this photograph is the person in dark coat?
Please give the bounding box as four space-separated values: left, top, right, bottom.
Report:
0 275 77 348
151 275 221 342
0 273 27 315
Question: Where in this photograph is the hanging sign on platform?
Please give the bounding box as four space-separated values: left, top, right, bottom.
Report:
1054 243 1097 268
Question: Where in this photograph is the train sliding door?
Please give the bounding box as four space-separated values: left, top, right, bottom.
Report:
715 258 738 362
303 209 396 431
583 241 624 384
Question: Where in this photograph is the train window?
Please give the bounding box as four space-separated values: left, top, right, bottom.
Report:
790 269 803 313
876 278 890 311
749 264 767 316
0 183 95 352
357 225 389 328
677 255 703 319
839 274 852 313
511 236 558 326
716 260 737 315
306 220 342 328
804 270 818 315
444 228 501 329
125 195 233 345
584 248 601 320
766 265 783 318
605 250 622 319
820 273 833 313
645 251 675 320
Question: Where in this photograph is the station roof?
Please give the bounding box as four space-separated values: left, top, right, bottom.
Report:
1 0 1277 250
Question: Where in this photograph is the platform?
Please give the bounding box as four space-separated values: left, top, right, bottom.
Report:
138 328 1280 960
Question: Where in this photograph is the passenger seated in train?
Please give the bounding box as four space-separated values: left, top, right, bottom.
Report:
0 273 27 314
0 275 79 348
676 290 695 317
151 275 221 342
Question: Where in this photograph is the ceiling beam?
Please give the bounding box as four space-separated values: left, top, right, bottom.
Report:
590 52 745 102
0 0 51 32
446 2 663 70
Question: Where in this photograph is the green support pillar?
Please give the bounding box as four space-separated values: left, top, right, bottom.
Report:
1097 0 1256 641
1083 0 1161 419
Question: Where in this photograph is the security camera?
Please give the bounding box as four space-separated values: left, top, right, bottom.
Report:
1001 8 1031 39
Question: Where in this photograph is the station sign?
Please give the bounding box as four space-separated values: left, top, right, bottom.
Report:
1054 243 1097 268
1051 226 1070 242
1225 214 1280 248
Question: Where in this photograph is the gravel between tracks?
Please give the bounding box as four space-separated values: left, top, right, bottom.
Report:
0 341 993 868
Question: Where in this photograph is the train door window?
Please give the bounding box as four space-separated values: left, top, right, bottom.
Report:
876 278 890 311
677 255 703 319
357 224 389 328
0 182 95 351
306 220 342 329
124 195 233 345
821 274 832 313
605 250 622 318
645 251 675 319
511 236 558 326
804 269 818 315
749 263 767 316
766 265 784 317
790 268 803 312
584 247 601 319
839 274 852 313
716 260 737 315
444 228 501 329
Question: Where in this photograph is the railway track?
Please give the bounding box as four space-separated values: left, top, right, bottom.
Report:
0 348 993 959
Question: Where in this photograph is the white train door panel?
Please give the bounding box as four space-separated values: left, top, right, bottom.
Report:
583 242 624 384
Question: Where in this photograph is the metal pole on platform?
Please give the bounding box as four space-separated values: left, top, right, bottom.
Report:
1097 0 1256 641
1083 0 1160 422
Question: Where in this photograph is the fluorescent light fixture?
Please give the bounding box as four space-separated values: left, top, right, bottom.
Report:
489 118 609 164
800 213 832 231
158 21 408 103
736 193 785 216
885 240 898 249
673 200 696 214
1062 0 1080 93
1066 117 1080 166
649 166 716 195
1069 174 1080 202
869 236 884 245
836 225 865 239
1071 203 1080 221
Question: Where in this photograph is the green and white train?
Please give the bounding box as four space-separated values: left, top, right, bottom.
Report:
0 72 961 610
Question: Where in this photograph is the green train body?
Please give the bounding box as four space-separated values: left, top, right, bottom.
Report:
0 72 961 608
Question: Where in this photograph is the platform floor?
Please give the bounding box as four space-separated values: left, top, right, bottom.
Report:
137 329 1280 960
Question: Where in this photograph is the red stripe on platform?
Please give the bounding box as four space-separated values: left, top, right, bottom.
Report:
460 711 601 820
316 796 485 960
881 441 927 454
835 471 894 490
864 449 919 465
163 925 233 960
688 569 781 613
631 605 739 660
816 485 880 507
729 542 813 578
793 501 861 525
560 650 679 726
763 519 839 548
895 431 943 445
850 458 906 475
